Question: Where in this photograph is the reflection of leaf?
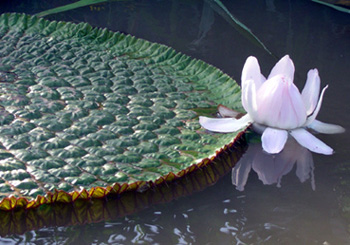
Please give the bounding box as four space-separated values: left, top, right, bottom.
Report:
0 13 248 211
36 0 114 17
205 0 277 58
312 0 350 14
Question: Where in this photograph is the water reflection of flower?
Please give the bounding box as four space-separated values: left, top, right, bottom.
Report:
232 137 315 191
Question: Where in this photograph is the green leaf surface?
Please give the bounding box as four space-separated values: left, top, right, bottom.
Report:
0 13 247 210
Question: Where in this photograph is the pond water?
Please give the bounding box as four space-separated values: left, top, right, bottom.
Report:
1 0 350 244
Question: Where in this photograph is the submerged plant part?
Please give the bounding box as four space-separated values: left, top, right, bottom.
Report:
200 55 345 155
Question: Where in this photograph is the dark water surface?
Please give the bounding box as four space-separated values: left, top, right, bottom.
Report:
1 0 350 244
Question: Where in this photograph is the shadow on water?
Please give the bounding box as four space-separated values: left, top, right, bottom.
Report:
1 0 350 243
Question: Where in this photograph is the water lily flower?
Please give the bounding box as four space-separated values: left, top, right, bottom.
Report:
199 55 345 155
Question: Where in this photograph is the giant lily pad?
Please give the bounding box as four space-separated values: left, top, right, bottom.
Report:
0 13 247 211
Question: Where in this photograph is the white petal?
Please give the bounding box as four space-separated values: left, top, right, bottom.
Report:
307 119 345 134
261 127 288 154
304 85 328 126
290 128 333 155
217 104 242 118
301 69 320 115
199 114 252 133
242 79 258 118
241 56 263 89
268 55 295 81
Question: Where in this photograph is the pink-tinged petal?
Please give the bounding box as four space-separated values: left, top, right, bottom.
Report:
199 114 252 133
307 119 345 134
290 128 333 155
261 127 288 154
241 56 263 89
255 76 284 125
279 78 308 128
301 69 321 115
242 79 258 117
268 55 295 81
255 75 307 129
304 85 328 126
